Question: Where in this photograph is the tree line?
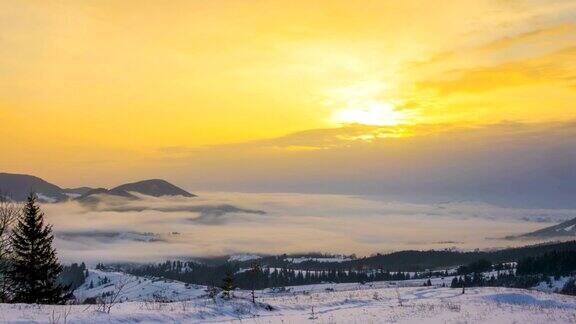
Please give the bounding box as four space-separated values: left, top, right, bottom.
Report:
241 241 576 272
450 251 576 295
122 259 448 290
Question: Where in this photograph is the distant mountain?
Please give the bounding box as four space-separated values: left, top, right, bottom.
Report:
512 218 576 239
75 188 139 205
62 187 94 196
112 179 195 198
0 173 68 202
0 172 195 203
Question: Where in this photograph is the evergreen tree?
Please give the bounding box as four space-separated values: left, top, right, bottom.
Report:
220 272 236 299
561 279 576 296
9 194 70 304
450 277 460 288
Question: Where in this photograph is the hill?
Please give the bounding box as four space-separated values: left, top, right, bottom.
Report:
0 172 195 203
75 188 139 205
2 277 576 323
0 172 68 202
223 241 576 272
513 218 576 239
112 179 195 197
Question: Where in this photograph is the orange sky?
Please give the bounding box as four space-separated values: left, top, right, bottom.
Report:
1 0 575 187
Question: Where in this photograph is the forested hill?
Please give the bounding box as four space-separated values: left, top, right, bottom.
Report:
342 241 576 271
227 241 576 272
109 241 576 290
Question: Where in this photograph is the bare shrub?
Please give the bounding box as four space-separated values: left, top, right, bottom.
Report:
0 192 19 301
395 287 404 306
47 305 72 324
95 278 131 313
445 301 461 312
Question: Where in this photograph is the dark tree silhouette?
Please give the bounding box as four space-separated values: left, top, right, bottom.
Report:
9 193 70 304
220 272 236 299
249 263 261 303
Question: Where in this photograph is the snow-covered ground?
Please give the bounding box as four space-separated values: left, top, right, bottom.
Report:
1 272 575 323
534 276 574 293
74 269 205 303
229 254 262 262
285 256 352 264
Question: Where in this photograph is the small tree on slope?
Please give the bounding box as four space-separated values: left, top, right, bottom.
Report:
220 272 236 299
9 194 70 304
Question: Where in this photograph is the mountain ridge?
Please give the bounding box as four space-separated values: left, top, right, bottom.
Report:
0 172 195 202
512 217 576 239
112 179 195 198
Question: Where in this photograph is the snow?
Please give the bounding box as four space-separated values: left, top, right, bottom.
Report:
36 193 58 203
533 276 574 293
2 271 575 323
286 256 352 264
485 293 573 308
228 254 261 262
74 270 205 303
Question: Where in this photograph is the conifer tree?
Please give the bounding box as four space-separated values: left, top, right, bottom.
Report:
220 272 236 299
9 193 70 304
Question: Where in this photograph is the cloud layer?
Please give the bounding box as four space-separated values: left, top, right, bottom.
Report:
43 192 576 264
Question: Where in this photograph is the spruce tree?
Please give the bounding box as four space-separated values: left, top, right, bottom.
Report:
9 193 70 304
220 272 236 299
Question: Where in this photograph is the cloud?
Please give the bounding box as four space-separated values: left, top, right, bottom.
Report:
42 192 576 264
154 121 576 208
80 195 266 222
402 21 576 98
417 47 576 95
56 230 163 243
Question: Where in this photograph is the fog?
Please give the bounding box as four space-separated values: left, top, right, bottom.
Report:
40 192 576 264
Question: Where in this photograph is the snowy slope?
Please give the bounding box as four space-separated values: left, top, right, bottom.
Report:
2 273 576 323
286 256 352 263
1 285 575 323
516 217 576 238
74 269 206 303
229 254 262 262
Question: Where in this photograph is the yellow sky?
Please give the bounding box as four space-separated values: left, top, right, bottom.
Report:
1 0 575 186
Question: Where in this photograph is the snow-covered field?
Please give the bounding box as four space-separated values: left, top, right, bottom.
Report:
1 272 575 323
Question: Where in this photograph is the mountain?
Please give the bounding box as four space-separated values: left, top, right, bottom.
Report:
0 172 68 202
75 188 139 204
112 179 195 197
0 172 195 203
513 218 576 239
62 187 94 196
74 180 194 205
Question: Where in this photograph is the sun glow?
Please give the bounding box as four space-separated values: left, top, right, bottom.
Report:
330 100 406 126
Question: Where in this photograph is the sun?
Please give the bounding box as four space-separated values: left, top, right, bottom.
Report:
330 100 406 126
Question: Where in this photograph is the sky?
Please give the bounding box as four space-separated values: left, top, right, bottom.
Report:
1 0 576 206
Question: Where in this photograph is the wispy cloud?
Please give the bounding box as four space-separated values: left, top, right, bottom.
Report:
153 121 576 208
